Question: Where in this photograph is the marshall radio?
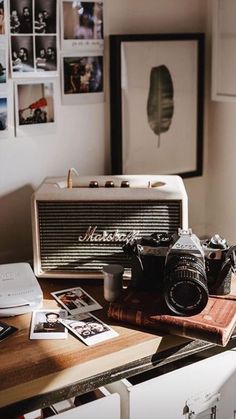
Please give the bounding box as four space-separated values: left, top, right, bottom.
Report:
31 169 188 278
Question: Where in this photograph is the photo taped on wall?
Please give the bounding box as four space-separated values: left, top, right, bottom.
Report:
35 35 57 72
11 35 34 75
10 0 33 34
0 0 5 35
61 52 104 104
15 78 57 137
0 97 7 132
61 0 104 51
0 44 6 83
34 0 57 34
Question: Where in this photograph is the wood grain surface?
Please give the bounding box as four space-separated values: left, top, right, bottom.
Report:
0 277 235 414
0 278 187 408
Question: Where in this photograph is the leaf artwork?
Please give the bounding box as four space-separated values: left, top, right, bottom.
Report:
147 65 174 147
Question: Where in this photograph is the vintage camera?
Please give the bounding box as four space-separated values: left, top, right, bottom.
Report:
124 228 236 316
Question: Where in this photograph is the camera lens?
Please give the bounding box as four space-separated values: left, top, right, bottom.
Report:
164 254 209 316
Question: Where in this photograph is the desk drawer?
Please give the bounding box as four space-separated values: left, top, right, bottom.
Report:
24 387 120 419
106 350 236 419
54 389 120 419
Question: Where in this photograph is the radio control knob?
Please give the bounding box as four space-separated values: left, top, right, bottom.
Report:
89 181 99 188
121 180 130 188
105 181 114 187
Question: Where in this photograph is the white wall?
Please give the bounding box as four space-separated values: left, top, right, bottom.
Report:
106 0 209 238
0 0 208 263
204 0 236 245
206 101 236 243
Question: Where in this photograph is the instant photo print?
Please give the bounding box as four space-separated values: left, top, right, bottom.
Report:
61 52 104 105
60 313 118 346
30 309 68 340
0 81 15 140
61 0 104 51
51 287 102 315
14 78 57 137
0 321 18 341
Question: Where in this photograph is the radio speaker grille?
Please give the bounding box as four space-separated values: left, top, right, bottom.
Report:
37 200 182 274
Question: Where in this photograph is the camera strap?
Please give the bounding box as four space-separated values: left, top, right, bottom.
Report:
221 245 236 276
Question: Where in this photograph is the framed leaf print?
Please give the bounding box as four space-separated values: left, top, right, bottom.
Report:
109 34 204 178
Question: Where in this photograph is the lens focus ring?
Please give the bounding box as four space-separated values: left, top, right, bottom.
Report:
164 254 209 316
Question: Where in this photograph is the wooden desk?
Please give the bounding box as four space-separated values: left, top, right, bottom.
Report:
0 278 236 418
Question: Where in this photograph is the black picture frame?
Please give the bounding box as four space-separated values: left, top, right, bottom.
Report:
109 33 204 178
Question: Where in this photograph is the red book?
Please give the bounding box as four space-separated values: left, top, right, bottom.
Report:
108 289 236 346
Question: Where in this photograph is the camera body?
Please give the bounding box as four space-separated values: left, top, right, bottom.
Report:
124 228 236 316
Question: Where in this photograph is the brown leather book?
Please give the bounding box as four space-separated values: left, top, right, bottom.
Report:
108 289 236 346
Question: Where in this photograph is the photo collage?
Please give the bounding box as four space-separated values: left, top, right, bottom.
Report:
0 0 104 138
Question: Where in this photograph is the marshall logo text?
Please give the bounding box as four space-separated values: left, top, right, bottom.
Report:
78 226 140 243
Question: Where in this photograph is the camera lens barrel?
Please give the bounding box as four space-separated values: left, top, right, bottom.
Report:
164 254 209 316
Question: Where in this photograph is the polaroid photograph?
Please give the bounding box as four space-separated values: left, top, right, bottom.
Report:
0 1 5 35
34 0 57 34
62 53 103 105
0 46 6 84
0 320 18 341
61 0 104 51
30 309 68 340
51 287 102 315
0 96 7 131
11 35 34 76
60 313 118 346
15 79 57 137
10 0 33 34
35 35 57 72
0 80 14 139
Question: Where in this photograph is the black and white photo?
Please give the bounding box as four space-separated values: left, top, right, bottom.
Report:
34 0 57 34
0 48 6 83
30 309 68 339
51 287 102 315
0 320 18 341
35 35 57 71
9 0 58 75
10 0 33 34
60 313 118 346
11 35 34 73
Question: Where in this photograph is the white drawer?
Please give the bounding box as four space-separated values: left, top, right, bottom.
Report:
106 350 236 419
54 389 120 419
24 387 120 419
